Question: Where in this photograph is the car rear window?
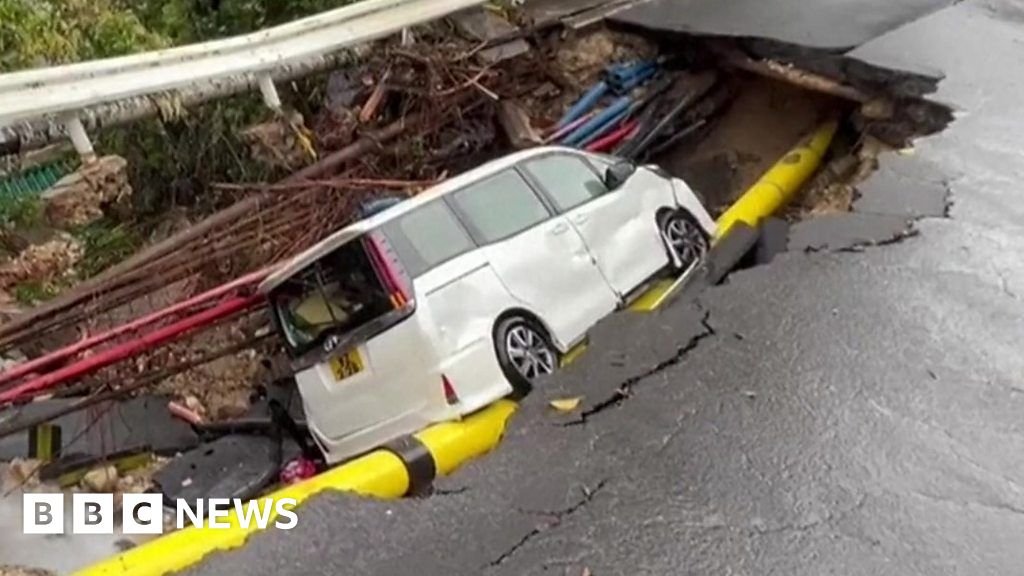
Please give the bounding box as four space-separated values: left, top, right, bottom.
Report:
382 199 475 277
270 239 393 355
450 170 551 244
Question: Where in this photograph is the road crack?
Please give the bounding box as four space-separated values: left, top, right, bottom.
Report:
486 480 608 568
565 309 717 426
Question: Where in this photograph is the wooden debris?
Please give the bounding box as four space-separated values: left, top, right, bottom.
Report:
358 70 391 124
498 100 543 149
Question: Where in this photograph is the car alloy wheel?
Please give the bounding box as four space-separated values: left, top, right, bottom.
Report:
663 213 708 270
505 323 556 381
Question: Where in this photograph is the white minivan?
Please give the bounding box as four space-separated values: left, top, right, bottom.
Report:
260 146 715 463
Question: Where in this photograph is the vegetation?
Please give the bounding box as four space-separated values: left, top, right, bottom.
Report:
1 0 355 72
71 218 142 279
0 0 166 71
12 280 61 304
1 0 357 292
0 196 44 229
1 0 353 217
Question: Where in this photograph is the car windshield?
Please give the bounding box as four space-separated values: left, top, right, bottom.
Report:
270 238 394 354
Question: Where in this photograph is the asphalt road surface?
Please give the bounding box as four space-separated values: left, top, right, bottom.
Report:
189 1 1024 574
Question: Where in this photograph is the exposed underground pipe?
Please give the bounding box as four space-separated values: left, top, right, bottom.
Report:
0 293 264 405
716 120 839 238
0 268 272 388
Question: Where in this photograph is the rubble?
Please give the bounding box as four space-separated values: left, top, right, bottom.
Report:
1 458 43 492
554 30 656 90
0 233 83 292
153 344 262 421
240 111 315 171
40 155 131 229
81 464 119 492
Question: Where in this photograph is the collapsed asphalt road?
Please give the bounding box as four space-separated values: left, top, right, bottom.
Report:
188 1 1024 574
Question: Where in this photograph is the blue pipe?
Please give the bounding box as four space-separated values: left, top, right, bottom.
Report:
556 81 609 129
607 61 656 82
607 61 654 82
607 62 658 93
561 96 632 147
610 66 657 93
575 108 631 148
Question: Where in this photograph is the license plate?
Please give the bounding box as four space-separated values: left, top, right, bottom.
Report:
329 349 364 381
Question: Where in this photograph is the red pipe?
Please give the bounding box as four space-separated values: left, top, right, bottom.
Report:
0 293 265 405
585 120 639 153
0 267 274 388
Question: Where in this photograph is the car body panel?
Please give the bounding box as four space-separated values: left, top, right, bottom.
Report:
563 165 676 295
480 215 619 349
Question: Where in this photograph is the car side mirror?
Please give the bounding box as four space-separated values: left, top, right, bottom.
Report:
604 161 637 190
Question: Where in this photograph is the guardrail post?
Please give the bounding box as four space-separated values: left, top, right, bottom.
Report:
258 75 282 111
63 114 95 163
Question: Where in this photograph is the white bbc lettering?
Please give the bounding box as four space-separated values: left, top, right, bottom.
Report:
234 498 274 529
273 498 298 529
22 493 64 534
123 493 164 535
206 498 232 529
176 499 203 529
72 493 114 534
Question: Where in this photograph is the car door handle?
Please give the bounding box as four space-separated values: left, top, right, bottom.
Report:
571 213 588 225
550 222 569 235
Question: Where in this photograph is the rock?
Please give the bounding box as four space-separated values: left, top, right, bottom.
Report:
207 389 251 421
555 30 657 89
241 112 312 171
0 233 83 291
41 155 131 228
861 98 895 120
497 100 542 149
1 458 42 492
81 465 119 492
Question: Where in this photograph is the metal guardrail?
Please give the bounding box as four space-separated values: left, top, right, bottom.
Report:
0 0 484 148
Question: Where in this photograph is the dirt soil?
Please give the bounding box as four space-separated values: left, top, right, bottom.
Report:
655 74 846 214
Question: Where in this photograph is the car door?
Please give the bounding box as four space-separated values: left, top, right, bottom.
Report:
447 169 618 348
522 153 668 296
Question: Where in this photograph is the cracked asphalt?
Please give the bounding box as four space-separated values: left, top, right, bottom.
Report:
187 1 1024 574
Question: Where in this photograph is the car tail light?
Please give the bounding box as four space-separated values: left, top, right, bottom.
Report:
442 374 460 406
365 231 413 309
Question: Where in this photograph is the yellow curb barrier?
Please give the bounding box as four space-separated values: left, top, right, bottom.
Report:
414 399 517 476
77 401 518 576
628 278 676 312
559 341 589 368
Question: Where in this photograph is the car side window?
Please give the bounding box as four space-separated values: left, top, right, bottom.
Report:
450 170 551 244
382 199 475 277
523 154 608 213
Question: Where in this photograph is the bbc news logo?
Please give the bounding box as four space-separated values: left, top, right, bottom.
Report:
23 493 298 534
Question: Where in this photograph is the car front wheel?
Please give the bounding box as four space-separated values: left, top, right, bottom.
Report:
494 316 557 398
660 211 709 272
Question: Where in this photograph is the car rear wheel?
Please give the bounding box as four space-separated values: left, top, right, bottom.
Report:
494 316 557 398
660 211 708 272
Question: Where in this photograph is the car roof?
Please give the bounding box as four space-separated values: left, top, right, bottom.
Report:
259 146 579 293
